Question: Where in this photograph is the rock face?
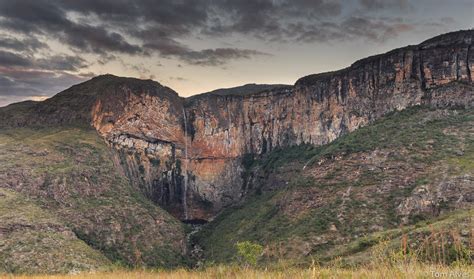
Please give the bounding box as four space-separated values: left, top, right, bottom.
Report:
193 106 474 264
1 30 473 221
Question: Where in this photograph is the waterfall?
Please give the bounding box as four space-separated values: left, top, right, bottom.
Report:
226 102 232 153
182 107 189 220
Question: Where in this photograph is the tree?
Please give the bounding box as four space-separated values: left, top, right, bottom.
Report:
236 241 263 267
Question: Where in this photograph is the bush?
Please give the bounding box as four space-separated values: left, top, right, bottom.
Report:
236 241 263 266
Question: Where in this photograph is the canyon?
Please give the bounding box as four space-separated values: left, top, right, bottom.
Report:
1 30 473 224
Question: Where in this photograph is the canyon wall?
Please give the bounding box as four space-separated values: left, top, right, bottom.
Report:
172 30 472 220
2 30 473 221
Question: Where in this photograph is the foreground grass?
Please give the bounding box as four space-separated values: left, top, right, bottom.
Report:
2 264 473 279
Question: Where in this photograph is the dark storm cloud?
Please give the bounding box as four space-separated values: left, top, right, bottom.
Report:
0 0 452 106
0 0 271 65
181 48 270 66
0 48 89 105
0 49 88 72
58 25 141 55
0 66 87 106
206 0 343 40
0 0 143 55
0 50 32 67
0 36 48 53
0 0 420 59
59 0 208 29
144 38 270 66
36 55 89 71
358 0 409 10
0 69 84 94
340 16 415 42
206 0 418 43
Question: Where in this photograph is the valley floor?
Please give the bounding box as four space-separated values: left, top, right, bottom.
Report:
2 264 473 279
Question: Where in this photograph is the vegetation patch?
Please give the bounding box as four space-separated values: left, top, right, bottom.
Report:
0 128 186 272
196 107 474 266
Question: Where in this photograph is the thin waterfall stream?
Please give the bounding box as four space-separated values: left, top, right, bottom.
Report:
182 107 189 220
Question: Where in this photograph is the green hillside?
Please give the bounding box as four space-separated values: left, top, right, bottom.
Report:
0 128 186 273
195 106 474 266
0 188 111 274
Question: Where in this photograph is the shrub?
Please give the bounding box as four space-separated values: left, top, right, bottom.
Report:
236 241 263 267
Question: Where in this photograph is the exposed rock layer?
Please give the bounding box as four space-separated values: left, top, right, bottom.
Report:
1 30 473 220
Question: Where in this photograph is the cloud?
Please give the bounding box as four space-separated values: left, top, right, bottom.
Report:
358 0 409 11
0 0 273 66
0 50 32 67
170 76 188 81
0 49 88 106
0 66 87 106
0 0 143 55
202 0 422 44
0 49 88 71
0 36 48 53
0 67 86 94
340 16 415 42
0 0 427 61
206 0 343 39
61 24 143 55
36 55 89 71
0 0 459 106
144 38 270 66
182 48 270 66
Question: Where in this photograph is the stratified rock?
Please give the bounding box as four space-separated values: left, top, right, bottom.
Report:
1 30 473 221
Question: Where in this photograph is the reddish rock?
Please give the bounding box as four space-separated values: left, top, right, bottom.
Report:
1 30 473 221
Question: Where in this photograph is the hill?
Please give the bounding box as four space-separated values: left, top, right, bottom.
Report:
195 106 473 266
0 128 185 273
0 30 473 274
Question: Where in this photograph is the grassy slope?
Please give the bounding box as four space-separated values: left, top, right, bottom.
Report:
0 188 110 274
195 107 474 266
0 128 185 273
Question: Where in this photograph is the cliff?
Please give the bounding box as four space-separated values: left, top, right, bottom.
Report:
1 30 473 221
194 106 474 264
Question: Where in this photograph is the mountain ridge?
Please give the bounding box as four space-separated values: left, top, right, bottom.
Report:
2 29 472 112
0 30 473 273
1 30 473 221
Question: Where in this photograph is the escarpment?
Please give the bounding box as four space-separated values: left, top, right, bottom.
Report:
1 30 473 221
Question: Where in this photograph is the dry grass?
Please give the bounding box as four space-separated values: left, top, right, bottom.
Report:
2 264 473 279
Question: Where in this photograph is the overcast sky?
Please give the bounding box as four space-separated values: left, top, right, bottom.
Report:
0 0 473 106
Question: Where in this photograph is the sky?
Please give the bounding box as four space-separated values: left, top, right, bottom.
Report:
0 0 473 107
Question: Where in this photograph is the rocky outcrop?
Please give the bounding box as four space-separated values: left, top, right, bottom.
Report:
175 30 473 220
397 174 474 223
1 30 473 221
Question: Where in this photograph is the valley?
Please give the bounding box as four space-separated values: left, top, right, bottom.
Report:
0 30 472 276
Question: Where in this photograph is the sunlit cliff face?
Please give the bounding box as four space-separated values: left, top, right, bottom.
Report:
83 31 473 220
